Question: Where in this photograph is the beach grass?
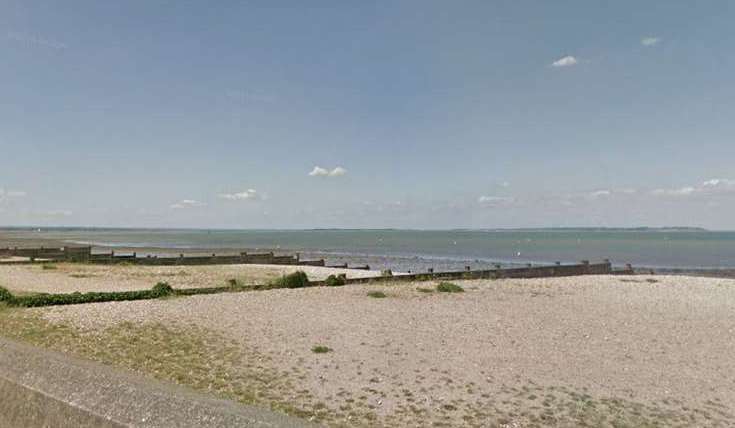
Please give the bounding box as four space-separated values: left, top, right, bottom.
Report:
436 282 464 293
311 345 332 354
367 291 387 298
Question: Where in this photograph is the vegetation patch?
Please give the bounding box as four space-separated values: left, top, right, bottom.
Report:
416 287 434 293
311 345 332 354
151 282 174 296
0 286 12 302
0 309 730 427
269 271 310 289
5 282 176 307
41 263 57 270
325 274 347 287
367 291 387 298
0 310 337 424
436 282 464 293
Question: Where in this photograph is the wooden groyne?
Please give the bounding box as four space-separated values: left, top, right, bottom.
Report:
323 260 621 286
1 247 630 280
0 246 334 268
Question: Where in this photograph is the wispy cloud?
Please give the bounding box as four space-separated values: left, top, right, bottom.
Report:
652 179 735 197
7 31 68 50
551 55 578 68
219 189 261 200
477 195 514 206
586 190 612 199
38 209 73 217
0 189 27 203
170 199 206 209
309 166 347 177
641 37 661 47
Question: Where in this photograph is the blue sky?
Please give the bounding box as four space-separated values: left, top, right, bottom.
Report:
1 1 734 229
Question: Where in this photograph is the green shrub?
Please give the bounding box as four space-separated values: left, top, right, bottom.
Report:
151 282 174 297
9 282 176 308
437 282 464 293
270 271 310 289
10 290 157 307
41 264 57 270
311 345 332 354
416 287 434 293
0 286 12 302
227 278 239 287
367 291 387 298
325 274 347 287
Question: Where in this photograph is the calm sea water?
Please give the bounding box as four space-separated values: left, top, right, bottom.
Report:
28 228 735 271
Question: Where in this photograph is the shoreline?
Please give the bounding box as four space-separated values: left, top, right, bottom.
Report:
3 228 735 278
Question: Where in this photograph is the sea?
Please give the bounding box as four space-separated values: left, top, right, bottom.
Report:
17 228 735 273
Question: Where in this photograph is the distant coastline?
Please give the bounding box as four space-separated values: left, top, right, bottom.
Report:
0 226 715 233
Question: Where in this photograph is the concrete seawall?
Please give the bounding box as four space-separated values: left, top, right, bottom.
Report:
0 338 312 428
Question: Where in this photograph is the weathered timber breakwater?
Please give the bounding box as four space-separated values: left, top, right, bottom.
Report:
0 245 375 269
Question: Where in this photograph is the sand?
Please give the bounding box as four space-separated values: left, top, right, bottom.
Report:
0 263 381 294
22 274 735 426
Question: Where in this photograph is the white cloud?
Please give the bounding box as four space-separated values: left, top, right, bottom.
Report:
219 189 260 201
702 178 735 189
584 190 615 200
329 166 347 177
309 166 329 177
478 195 514 206
170 199 206 209
0 189 26 203
551 55 578 68
652 179 735 197
652 187 695 197
641 37 661 47
309 166 347 177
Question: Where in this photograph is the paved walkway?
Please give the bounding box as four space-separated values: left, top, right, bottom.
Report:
0 337 313 428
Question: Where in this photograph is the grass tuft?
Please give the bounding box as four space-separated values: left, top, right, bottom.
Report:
367 291 387 298
311 345 332 354
151 282 174 297
437 282 464 293
41 263 57 270
416 287 434 293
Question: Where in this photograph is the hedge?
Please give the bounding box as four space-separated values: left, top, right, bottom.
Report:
8 282 174 308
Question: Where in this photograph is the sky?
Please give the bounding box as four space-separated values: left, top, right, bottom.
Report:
1 1 734 230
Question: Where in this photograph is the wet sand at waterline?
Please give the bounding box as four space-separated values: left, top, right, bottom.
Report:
4 274 734 426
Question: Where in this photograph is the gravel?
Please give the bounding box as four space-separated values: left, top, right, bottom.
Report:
0 263 381 294
37 274 735 426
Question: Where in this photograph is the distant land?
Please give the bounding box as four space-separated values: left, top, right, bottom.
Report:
0 226 712 233
467 227 710 233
